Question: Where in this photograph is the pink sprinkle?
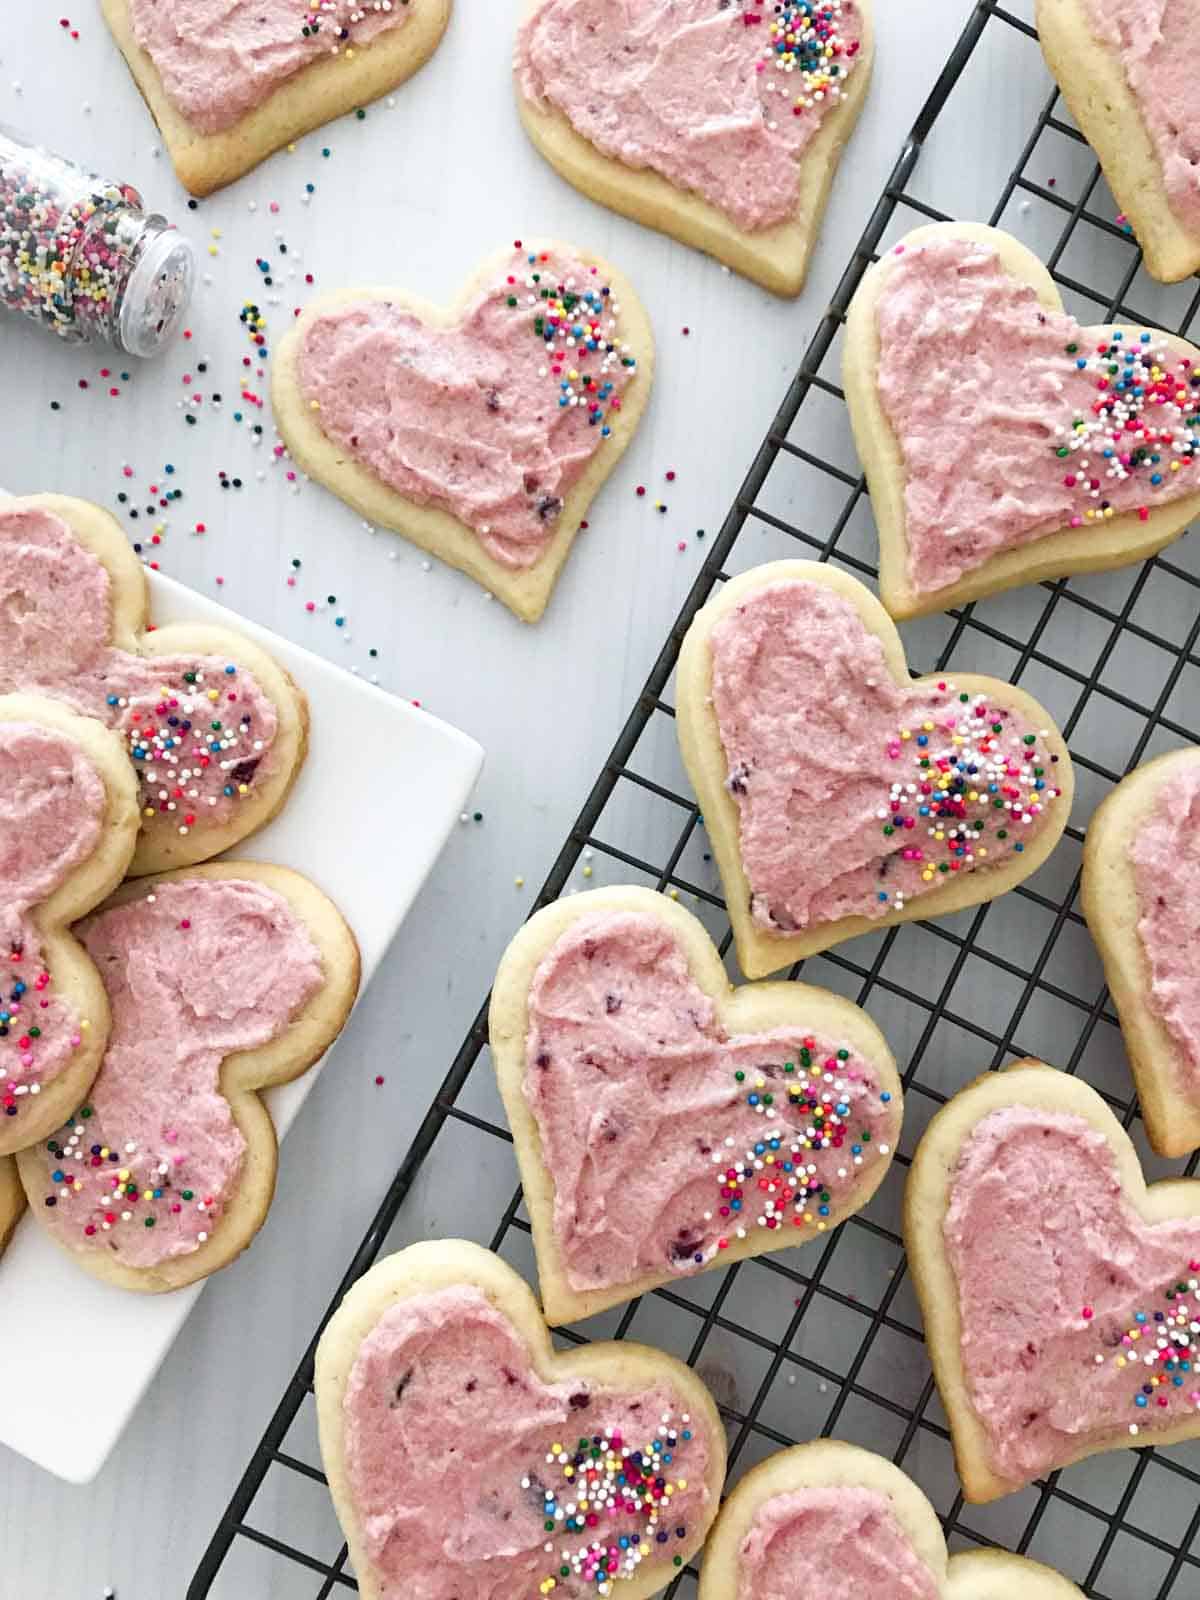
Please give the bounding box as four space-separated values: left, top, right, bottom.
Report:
375 1074 385 1086
1082 1305 1094 1320
179 918 191 930
305 601 315 612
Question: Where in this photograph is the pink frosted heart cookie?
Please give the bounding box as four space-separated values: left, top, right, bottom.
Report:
273 243 653 621
489 886 901 1324
0 495 308 875
907 1061 1200 1502
844 222 1200 620
514 0 873 296
676 561 1073 978
0 696 139 1157
1083 746 1200 1157
18 863 359 1292
1039 0 1200 283
102 0 451 195
698 1439 1082 1599
315 1239 726 1600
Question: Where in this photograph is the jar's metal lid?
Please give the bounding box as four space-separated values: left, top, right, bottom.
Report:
117 220 196 358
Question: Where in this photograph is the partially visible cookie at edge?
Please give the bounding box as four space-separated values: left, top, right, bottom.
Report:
101 0 452 196
1083 747 1200 1157
1038 0 1200 283
0 494 308 875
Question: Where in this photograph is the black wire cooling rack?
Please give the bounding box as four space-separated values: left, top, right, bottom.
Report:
189 3 1200 1595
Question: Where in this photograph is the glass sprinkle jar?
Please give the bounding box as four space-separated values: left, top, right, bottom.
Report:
0 126 195 357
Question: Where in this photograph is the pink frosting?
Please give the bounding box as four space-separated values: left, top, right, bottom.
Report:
128 0 409 135
1131 759 1200 1093
737 1487 940 1600
515 0 865 233
341 1282 713 1599
1082 0 1200 235
875 237 1200 596
0 725 105 1123
37 877 322 1268
296 248 640 569
0 505 280 840
943 1104 1200 1488
524 910 898 1293
708 579 1064 935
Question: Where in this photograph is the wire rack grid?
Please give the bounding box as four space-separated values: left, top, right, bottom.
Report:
189 4 1200 1596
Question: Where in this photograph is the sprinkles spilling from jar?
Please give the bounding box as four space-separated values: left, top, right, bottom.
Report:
42 1105 216 1242
0 954 85 1119
1053 330 1200 527
755 2 861 114
528 1413 694 1594
877 687 1062 912
506 250 637 443
106 663 265 837
1091 1269 1200 1437
702 1045 891 1255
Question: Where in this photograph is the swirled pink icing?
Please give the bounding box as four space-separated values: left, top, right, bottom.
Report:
0 725 105 1123
341 1282 714 1599
37 877 322 1268
1081 0 1200 235
295 248 641 569
0 505 280 841
943 1104 1200 1489
515 0 865 232
128 0 410 135
737 1487 939 1600
707 579 1064 934
1131 758 1200 1092
524 909 898 1292
874 237 1200 596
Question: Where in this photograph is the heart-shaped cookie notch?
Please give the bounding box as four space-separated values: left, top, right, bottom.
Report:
102 0 452 196
514 0 874 297
1084 748 1200 1158
315 1239 726 1600
844 221 1200 620
489 886 901 1326
17 862 359 1292
0 496 308 876
273 242 654 621
677 561 1074 979
0 695 139 1156
698 1439 1082 1598
1038 0 1200 285
907 1061 1200 1503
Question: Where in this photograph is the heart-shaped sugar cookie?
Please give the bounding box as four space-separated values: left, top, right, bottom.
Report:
1083 747 1200 1158
514 0 874 297
698 1439 1082 1598
0 695 139 1157
273 242 653 621
17 862 359 1292
490 886 901 1324
676 561 1074 979
315 1239 726 1600
1038 0 1200 284
102 0 452 196
907 1061 1200 1502
0 496 308 876
844 222 1200 620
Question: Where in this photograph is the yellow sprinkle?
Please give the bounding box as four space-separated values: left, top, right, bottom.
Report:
515 876 525 887
310 399 320 411
582 865 592 878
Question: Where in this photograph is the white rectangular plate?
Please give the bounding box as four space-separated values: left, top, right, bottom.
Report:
0 572 483 1483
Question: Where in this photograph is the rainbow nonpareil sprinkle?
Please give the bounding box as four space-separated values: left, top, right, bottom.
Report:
1092 1268 1200 1436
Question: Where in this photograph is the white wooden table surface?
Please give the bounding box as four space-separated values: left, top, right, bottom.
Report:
0 3 1074 1595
